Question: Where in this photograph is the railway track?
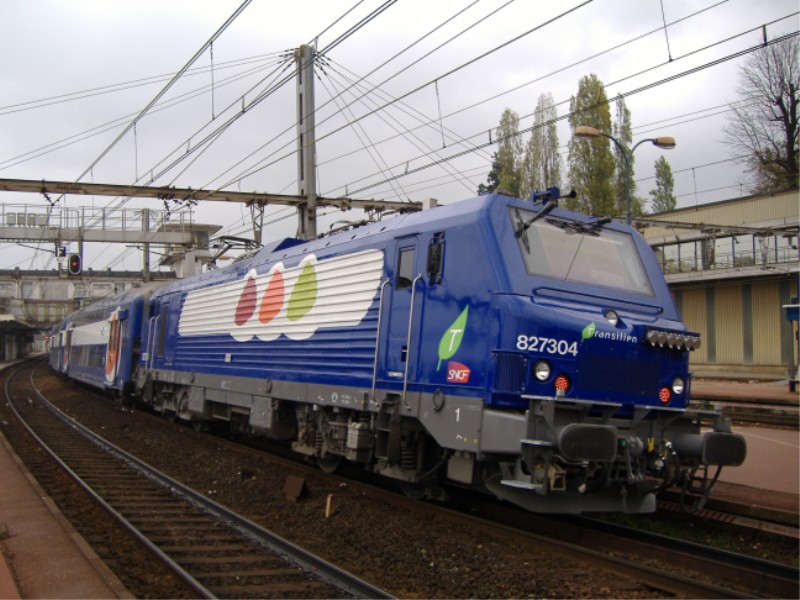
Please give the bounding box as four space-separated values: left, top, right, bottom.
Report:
6 359 798 598
422 488 799 599
1 361 389 599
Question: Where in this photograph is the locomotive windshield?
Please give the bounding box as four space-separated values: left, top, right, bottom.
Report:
511 207 654 295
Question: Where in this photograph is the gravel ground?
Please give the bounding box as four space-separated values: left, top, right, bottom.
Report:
33 370 673 599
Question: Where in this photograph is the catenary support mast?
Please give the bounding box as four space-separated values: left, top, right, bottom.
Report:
295 44 317 240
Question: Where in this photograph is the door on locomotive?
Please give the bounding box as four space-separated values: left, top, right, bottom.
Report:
147 295 179 369
382 236 421 386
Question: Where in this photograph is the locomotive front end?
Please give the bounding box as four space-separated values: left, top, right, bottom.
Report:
481 196 746 513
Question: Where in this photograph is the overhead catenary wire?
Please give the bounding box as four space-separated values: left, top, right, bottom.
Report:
97 2 416 268
232 0 732 198
203 0 504 193
320 1 769 196
68 0 255 191
5 2 794 271
319 60 479 197
329 14 798 198
116 0 409 200
337 31 799 198
77 0 404 269
220 1 591 191
0 55 288 172
318 57 494 164
315 69 410 201
0 51 286 117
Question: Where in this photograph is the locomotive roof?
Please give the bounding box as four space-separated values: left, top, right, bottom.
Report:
148 192 674 316
152 193 500 296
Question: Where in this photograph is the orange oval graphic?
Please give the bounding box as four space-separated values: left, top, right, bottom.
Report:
258 270 284 324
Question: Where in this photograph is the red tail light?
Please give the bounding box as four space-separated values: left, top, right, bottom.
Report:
554 375 571 394
658 387 671 404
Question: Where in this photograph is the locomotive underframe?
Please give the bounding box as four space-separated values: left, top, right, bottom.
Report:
135 367 745 513
135 367 452 486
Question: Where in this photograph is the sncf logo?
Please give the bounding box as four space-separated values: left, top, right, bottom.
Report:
447 361 471 384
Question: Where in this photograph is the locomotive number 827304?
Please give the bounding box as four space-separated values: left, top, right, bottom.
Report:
50 189 746 514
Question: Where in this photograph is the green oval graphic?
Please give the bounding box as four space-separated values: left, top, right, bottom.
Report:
581 322 596 343
287 261 317 321
437 306 469 370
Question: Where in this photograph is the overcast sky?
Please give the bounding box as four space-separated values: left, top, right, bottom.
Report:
1 0 797 271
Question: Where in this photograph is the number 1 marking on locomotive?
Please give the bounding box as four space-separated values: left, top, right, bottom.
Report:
455 407 460 422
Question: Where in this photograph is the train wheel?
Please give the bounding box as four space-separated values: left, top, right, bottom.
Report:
400 482 427 499
316 454 342 474
400 482 449 502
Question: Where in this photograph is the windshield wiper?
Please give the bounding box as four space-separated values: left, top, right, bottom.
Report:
515 200 557 238
546 215 611 236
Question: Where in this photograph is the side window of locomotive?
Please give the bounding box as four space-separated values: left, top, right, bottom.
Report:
396 247 416 289
156 304 169 358
427 232 444 285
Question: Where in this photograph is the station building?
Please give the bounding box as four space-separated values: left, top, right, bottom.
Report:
0 269 176 359
640 189 799 379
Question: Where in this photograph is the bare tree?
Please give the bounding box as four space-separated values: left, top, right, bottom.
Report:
724 35 799 193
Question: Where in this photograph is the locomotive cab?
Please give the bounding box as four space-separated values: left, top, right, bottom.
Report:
463 191 746 512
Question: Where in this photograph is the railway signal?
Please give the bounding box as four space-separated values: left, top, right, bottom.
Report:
67 253 82 275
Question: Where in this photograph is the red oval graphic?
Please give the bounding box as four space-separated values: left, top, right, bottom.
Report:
258 270 284 324
234 275 257 326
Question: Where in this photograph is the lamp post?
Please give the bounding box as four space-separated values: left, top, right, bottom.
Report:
573 125 676 225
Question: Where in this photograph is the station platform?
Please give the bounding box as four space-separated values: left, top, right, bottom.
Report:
692 376 799 405
0 431 131 599
0 360 130 599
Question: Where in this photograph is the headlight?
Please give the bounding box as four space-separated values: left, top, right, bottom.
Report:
672 377 685 396
604 309 619 327
533 360 551 382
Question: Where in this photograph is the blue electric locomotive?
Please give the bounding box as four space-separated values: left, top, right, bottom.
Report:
52 190 746 513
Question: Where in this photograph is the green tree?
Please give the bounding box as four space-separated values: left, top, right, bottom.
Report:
521 92 562 199
567 74 615 215
611 94 644 216
496 108 524 196
724 36 799 192
649 156 677 212
477 152 500 195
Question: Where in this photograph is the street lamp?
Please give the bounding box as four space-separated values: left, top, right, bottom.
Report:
573 125 676 225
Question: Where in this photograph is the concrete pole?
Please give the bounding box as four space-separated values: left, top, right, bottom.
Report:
295 44 317 240
142 208 150 281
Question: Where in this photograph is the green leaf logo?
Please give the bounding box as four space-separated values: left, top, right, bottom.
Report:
437 306 469 370
287 261 317 321
581 322 596 343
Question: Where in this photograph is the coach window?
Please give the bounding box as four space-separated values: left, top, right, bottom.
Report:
108 317 121 355
396 247 415 289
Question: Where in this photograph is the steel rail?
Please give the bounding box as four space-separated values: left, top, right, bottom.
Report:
574 515 799 595
447 490 799 599
2 362 215 599
10 360 392 599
